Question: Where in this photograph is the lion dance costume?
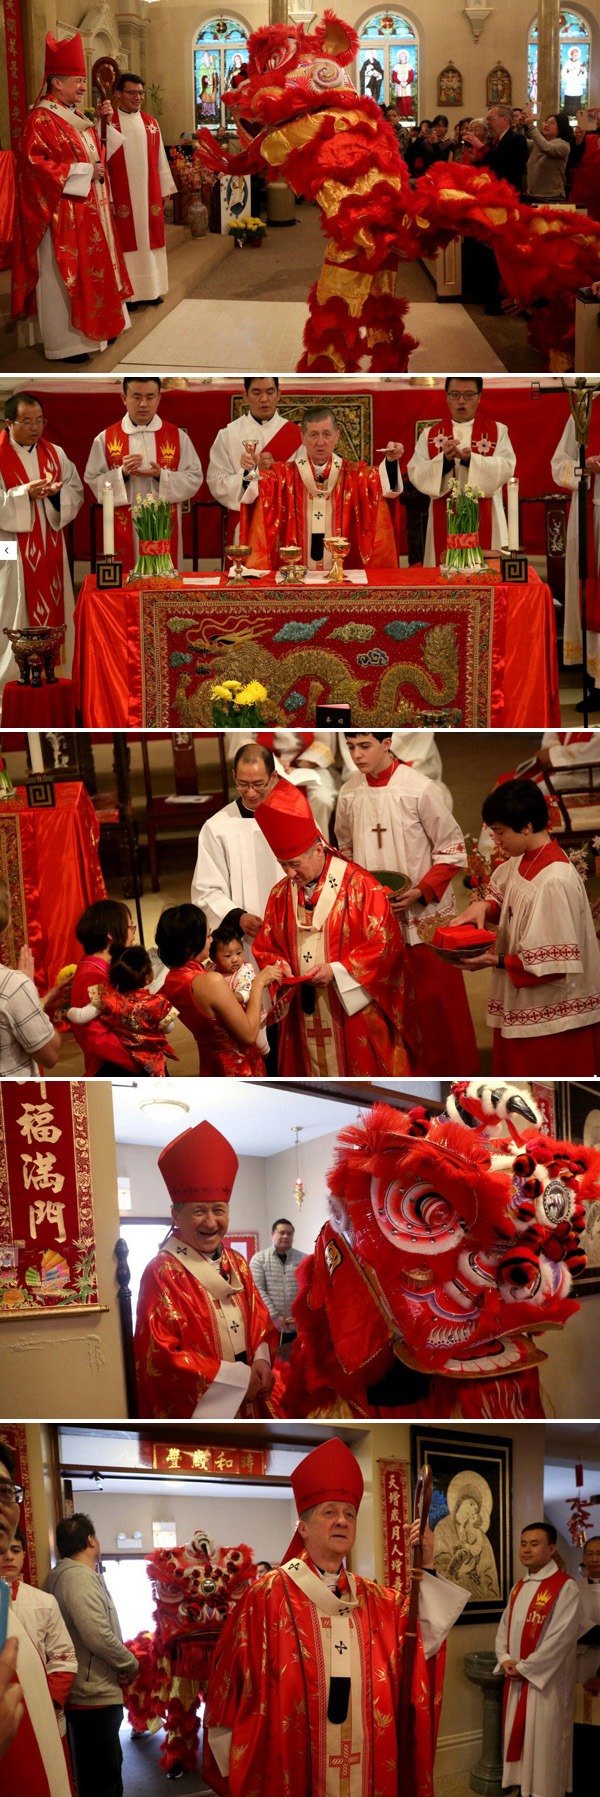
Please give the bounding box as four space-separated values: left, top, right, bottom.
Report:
125 1530 255 1776
198 12 600 370
285 1079 600 1419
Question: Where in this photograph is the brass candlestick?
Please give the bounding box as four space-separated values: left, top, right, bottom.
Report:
279 544 306 583
225 543 252 582
324 536 351 583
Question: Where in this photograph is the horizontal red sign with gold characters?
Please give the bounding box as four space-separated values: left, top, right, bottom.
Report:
140 1442 267 1478
0 1081 98 1316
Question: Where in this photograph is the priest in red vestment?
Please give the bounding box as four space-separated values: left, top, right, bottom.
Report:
246 404 403 571
134 1119 280 1419
251 780 416 1075
407 376 516 566
101 73 176 308
203 1437 468 1797
11 34 131 363
84 375 203 574
207 378 302 548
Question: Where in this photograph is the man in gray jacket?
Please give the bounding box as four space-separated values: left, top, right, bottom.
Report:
47 1513 138 1797
250 1218 306 1362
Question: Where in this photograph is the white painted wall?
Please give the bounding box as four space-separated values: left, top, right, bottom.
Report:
88 1488 297 1562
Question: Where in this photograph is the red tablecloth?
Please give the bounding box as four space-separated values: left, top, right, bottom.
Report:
2 680 76 727
0 782 106 992
72 568 560 728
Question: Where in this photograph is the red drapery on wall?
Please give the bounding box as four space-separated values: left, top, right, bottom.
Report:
0 783 106 991
0 1426 37 1583
34 385 574 562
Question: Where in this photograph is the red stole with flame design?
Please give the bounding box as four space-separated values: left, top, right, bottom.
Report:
0 433 65 624
108 111 165 253
503 1568 572 1760
103 418 181 568
428 413 500 562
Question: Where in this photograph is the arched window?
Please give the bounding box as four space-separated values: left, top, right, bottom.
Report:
528 10 591 119
193 17 248 132
358 12 418 119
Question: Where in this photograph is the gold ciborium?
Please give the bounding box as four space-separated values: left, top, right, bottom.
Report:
324 536 351 583
226 543 252 583
279 544 306 583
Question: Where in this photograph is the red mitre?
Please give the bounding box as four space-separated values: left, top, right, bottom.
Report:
255 778 320 860
44 32 86 77
284 1439 364 1561
158 1120 239 1204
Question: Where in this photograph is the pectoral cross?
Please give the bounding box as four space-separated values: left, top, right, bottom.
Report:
329 1738 361 1791
372 822 386 848
230 1319 240 1333
334 1640 348 1655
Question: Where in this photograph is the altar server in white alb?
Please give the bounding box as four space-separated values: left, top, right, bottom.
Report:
0 1440 71 1797
551 396 600 707
192 740 282 963
407 376 515 566
0 392 83 700
335 729 478 1073
226 729 339 838
0 1527 77 1742
454 779 600 1075
207 378 302 548
100 73 176 309
495 1520 580 1797
338 727 453 805
85 376 202 575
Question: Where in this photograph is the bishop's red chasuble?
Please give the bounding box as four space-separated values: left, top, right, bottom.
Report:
103 417 181 569
247 457 398 570
11 103 131 338
427 413 499 563
203 1550 447 1797
0 433 67 625
252 850 414 1075
231 418 302 546
108 109 166 252
134 1235 279 1418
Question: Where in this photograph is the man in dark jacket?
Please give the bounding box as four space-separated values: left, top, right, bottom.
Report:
463 103 528 312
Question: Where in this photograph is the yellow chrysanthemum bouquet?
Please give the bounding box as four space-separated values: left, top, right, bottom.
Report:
210 679 268 726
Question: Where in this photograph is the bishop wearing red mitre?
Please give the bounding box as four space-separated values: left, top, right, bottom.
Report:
134 1120 280 1419
251 779 416 1075
203 1436 468 1797
11 33 131 362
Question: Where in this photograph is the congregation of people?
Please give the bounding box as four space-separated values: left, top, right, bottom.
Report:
1 1427 599 1797
2 726 600 1080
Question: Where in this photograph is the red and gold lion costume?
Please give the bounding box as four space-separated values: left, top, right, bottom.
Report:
197 12 600 370
125 1530 255 1776
284 1079 600 1418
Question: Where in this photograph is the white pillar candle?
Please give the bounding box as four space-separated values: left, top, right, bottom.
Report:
28 733 44 774
507 478 519 552
102 480 115 556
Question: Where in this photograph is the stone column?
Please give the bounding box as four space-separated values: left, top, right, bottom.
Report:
537 0 560 126
269 0 288 24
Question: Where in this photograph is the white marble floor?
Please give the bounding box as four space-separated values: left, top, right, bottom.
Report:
114 297 506 374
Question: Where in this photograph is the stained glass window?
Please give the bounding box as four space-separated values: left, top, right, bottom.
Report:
528 11 591 118
359 11 418 118
193 18 248 132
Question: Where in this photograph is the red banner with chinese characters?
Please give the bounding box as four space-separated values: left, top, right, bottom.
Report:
139 1442 267 1478
531 1083 556 1138
0 1425 38 1585
3 0 28 149
0 1081 99 1316
379 1459 410 1595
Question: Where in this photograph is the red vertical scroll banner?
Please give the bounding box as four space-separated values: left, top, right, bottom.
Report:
0 1081 100 1315
379 1459 410 1595
3 0 28 148
0 1425 38 1585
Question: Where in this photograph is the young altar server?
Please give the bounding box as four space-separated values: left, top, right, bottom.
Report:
134 1119 279 1419
252 779 414 1076
0 1528 77 1746
207 378 302 548
203 1436 468 1797
452 778 600 1073
495 1521 580 1797
551 397 600 709
335 730 478 1073
0 392 83 699
407 376 516 565
85 376 202 575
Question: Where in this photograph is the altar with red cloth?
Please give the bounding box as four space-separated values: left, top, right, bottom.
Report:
0 782 106 993
2 680 76 728
72 568 560 729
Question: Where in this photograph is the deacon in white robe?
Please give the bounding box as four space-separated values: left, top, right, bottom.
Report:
102 76 176 304
85 379 202 572
207 379 302 546
225 728 339 836
0 399 83 699
408 396 515 567
192 740 282 962
495 1553 580 1797
551 411 600 692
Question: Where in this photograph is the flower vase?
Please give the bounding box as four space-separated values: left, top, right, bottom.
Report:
188 196 208 238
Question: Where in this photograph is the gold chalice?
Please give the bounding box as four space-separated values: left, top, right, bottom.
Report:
324 536 351 583
226 543 252 583
280 544 306 583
